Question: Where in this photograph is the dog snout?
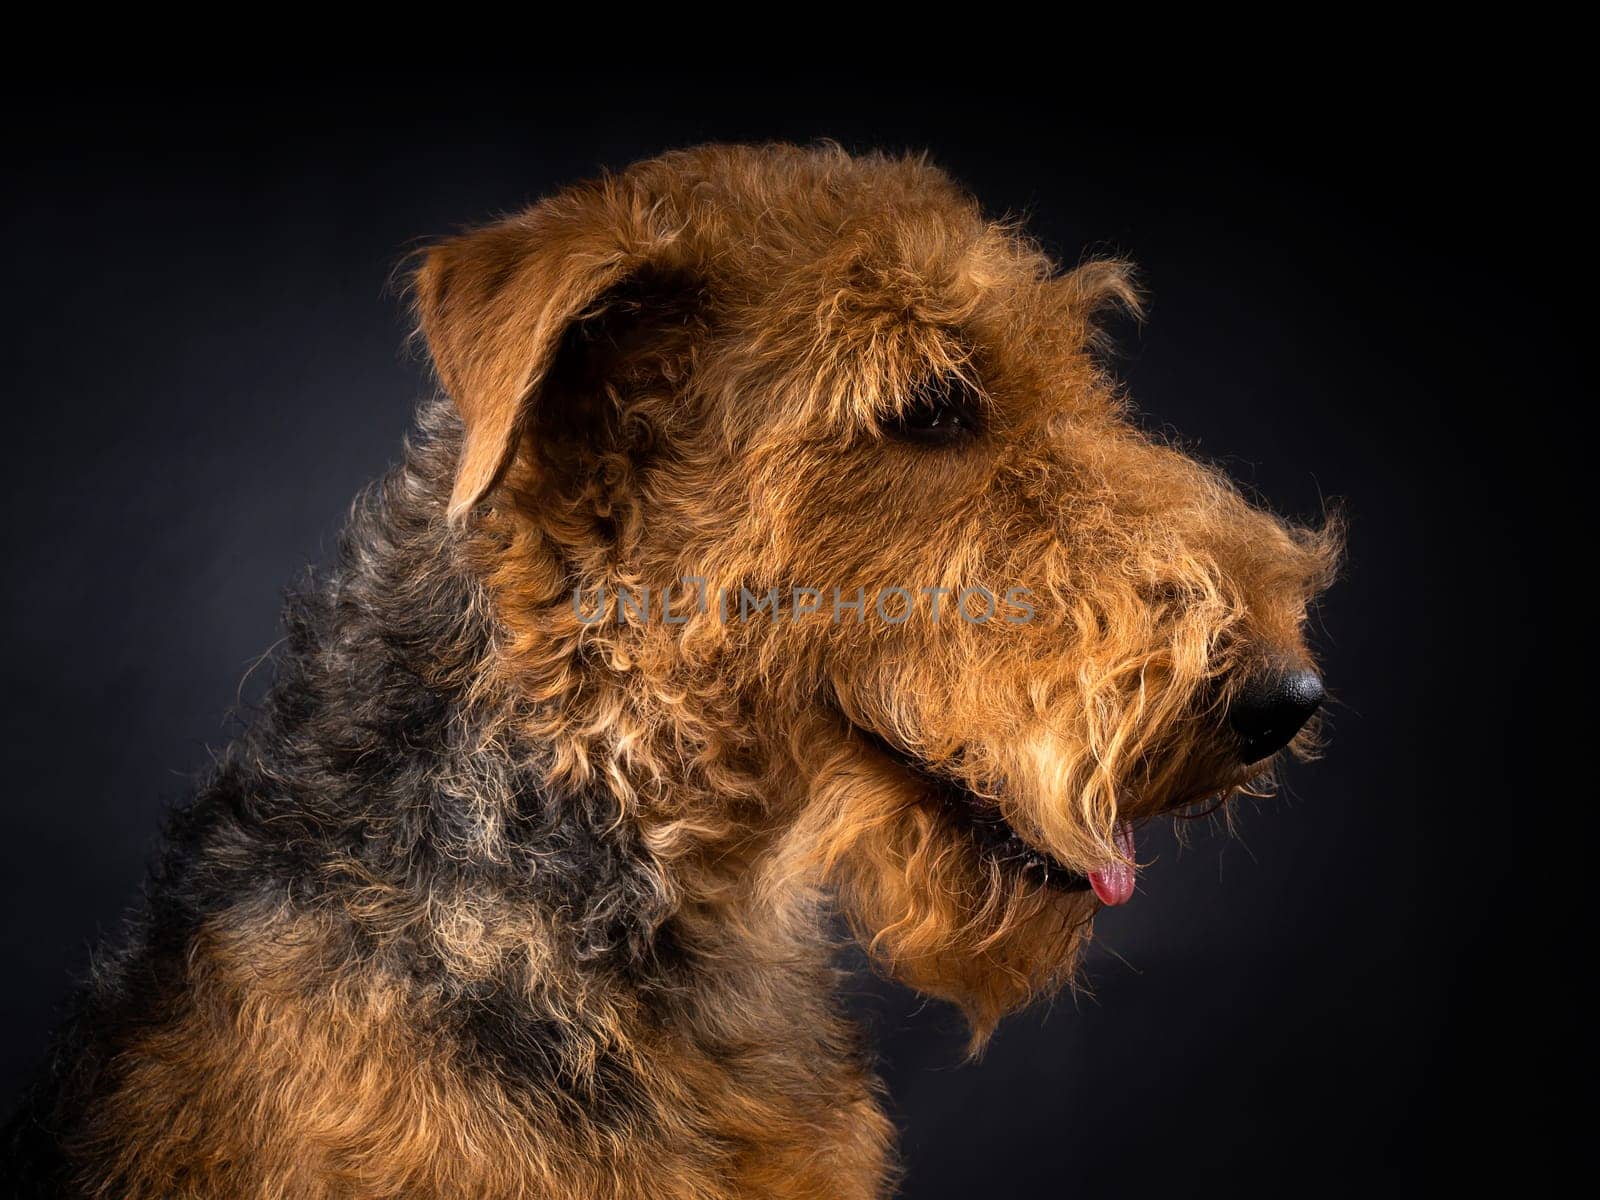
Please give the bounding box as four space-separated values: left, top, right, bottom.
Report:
1228 665 1324 763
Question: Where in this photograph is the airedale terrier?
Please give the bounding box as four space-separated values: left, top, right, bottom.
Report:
2 143 1337 1198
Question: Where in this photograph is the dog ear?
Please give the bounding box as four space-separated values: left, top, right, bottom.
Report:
414 187 682 522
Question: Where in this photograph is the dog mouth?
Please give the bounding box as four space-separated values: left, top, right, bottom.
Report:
853 727 1138 905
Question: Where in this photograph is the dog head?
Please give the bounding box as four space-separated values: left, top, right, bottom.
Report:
415 144 1339 1037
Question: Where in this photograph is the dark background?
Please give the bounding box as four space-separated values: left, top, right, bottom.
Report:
0 71 1574 1195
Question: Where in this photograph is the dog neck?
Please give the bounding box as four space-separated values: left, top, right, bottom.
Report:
303 402 841 1030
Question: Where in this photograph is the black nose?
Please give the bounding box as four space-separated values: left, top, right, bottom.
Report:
1229 666 1324 763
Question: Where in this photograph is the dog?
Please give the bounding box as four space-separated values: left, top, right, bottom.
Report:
2 142 1337 1198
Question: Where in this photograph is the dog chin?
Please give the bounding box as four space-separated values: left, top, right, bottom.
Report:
807 727 1132 1040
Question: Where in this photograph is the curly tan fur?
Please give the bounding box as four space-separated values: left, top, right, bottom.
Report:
3 143 1336 1198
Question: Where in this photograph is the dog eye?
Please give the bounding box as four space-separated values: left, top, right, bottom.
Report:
886 375 984 446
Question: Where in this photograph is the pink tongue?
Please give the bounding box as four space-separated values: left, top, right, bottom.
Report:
1088 821 1137 906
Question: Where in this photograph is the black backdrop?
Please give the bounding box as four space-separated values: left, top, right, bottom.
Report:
0 72 1573 1195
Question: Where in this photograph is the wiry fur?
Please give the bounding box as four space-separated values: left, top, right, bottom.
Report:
2 144 1336 1198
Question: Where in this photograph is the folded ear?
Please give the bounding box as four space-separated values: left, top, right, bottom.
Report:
414 185 682 522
